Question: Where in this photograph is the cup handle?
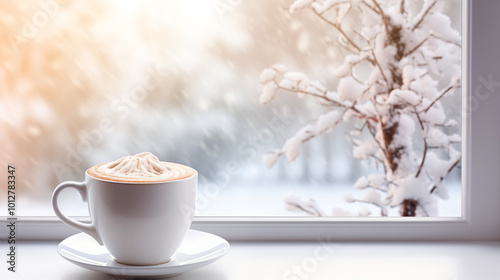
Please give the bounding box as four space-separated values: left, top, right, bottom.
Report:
52 181 103 245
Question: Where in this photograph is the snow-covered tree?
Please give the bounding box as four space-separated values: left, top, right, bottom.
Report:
260 0 461 216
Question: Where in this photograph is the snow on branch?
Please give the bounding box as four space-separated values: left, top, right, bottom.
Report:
345 189 388 216
309 4 361 52
260 0 461 217
284 192 326 216
260 65 373 118
263 110 343 167
259 64 289 104
289 0 314 13
387 89 422 106
332 207 371 217
422 75 461 114
354 173 387 191
412 0 437 32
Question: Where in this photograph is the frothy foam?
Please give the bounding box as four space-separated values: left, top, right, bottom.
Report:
87 152 196 182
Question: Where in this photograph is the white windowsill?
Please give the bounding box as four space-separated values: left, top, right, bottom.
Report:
4 240 500 279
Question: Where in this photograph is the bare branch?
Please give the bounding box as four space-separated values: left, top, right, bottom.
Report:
371 0 392 39
351 198 387 216
423 83 460 113
346 122 386 170
286 200 325 216
418 204 430 217
419 71 429 79
275 83 367 116
353 29 370 43
429 186 437 194
428 143 459 149
370 48 390 88
311 0 355 13
416 139 428 177
414 106 427 177
412 0 437 32
366 182 388 192
404 38 428 57
371 155 386 167
366 121 388 158
371 0 384 14
430 159 460 194
312 9 362 52
362 1 380 15
400 0 406 15
430 34 461 48
271 106 350 165
276 84 341 106
366 121 388 176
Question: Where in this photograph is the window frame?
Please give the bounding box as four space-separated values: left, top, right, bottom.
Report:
10 0 500 242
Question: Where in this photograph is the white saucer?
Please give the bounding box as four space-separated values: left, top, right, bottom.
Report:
58 230 230 278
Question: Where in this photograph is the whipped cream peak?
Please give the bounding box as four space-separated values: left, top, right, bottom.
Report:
104 152 167 177
89 152 196 182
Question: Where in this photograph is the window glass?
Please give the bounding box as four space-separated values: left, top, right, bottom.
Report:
1 0 461 217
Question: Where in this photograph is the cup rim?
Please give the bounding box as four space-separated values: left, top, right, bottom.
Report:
85 168 198 184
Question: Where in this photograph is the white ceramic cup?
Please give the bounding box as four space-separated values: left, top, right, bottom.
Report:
52 169 197 266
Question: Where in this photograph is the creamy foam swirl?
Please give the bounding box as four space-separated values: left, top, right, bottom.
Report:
87 152 196 182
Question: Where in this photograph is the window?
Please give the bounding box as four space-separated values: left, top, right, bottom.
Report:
5 0 500 241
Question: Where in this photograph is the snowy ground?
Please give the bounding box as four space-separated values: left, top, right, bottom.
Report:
20 183 461 217
195 183 462 217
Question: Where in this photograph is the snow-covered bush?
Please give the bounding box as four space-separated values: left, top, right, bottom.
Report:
260 0 461 216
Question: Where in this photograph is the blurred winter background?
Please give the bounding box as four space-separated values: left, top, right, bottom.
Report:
0 0 461 217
